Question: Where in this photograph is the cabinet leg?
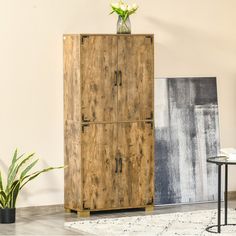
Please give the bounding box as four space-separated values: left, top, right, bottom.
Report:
64 208 72 213
77 210 90 217
145 205 154 212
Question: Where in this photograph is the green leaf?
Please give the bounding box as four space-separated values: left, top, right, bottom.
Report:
0 171 3 191
6 153 35 192
0 190 7 208
0 197 4 208
124 11 128 21
0 148 64 208
0 190 7 201
9 181 21 208
20 159 38 179
7 149 18 183
6 149 25 189
20 166 64 190
4 180 21 208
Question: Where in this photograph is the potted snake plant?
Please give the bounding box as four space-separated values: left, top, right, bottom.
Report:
0 149 63 223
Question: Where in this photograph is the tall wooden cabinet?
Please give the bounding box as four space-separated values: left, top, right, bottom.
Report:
64 34 154 216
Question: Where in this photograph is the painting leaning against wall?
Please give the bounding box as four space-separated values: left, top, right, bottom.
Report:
154 77 220 205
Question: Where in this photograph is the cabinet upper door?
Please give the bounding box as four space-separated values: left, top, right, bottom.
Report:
81 35 117 123
81 123 119 210
117 122 154 208
117 35 154 121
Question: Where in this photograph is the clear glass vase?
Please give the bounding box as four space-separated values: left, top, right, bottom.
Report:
117 16 131 34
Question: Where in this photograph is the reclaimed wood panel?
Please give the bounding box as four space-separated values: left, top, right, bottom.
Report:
117 122 154 208
64 35 81 121
81 36 117 123
64 35 82 210
64 120 82 210
117 35 154 121
64 34 154 214
81 123 119 210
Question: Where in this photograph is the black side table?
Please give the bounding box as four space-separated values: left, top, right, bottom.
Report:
206 156 236 233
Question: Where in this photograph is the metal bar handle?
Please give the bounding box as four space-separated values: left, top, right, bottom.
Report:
146 111 153 120
82 114 90 123
82 124 89 133
145 120 153 129
119 157 122 173
114 71 118 86
115 158 119 173
119 70 122 86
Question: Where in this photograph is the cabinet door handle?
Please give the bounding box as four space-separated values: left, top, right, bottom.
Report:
82 124 89 133
82 114 90 123
115 158 119 173
119 70 122 86
114 71 118 86
145 120 153 129
146 111 153 120
119 157 122 173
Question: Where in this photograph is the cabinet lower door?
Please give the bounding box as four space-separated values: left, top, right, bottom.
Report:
117 122 154 208
81 123 119 210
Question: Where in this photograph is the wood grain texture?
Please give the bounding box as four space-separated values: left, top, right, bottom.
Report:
81 123 119 210
117 35 154 121
81 35 117 123
64 34 154 214
64 120 82 210
64 35 82 211
117 122 154 208
64 35 81 121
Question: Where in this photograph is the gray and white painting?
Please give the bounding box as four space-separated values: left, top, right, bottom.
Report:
154 77 220 205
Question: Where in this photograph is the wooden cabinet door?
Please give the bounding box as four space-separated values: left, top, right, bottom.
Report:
81 35 117 123
117 122 154 208
81 123 119 210
117 36 154 121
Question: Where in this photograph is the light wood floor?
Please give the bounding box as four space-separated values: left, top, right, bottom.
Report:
0 201 235 235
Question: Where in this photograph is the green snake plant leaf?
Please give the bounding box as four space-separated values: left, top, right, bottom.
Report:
6 150 25 190
20 166 64 190
4 180 20 207
0 190 7 201
0 197 4 208
0 149 64 209
6 153 35 192
0 190 7 208
20 159 38 179
9 181 21 208
7 149 18 180
0 170 3 191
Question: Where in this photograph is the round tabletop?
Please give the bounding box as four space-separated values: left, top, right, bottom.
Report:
207 156 236 165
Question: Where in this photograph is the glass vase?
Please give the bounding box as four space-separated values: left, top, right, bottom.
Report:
117 16 131 34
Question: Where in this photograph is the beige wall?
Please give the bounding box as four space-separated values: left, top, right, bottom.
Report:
0 0 235 207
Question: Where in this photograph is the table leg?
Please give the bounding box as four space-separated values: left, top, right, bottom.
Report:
225 164 228 225
218 164 222 233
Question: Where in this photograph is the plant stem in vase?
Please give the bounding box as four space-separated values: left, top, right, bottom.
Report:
117 16 131 34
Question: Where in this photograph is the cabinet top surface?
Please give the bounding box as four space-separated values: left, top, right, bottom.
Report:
63 34 154 37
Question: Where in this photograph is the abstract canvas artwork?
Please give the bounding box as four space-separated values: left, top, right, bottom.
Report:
154 77 220 205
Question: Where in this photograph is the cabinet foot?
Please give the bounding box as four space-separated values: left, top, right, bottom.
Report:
77 210 90 217
64 208 72 213
145 205 154 212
